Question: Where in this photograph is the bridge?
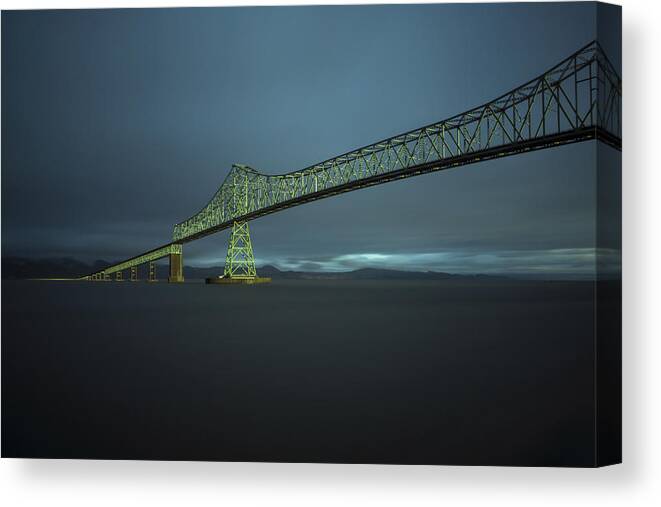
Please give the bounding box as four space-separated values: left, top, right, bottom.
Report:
83 40 621 283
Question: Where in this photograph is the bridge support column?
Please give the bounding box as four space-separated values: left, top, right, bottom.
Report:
130 266 137 281
206 221 269 284
116 271 123 281
224 221 257 279
168 246 184 283
148 262 156 282
103 272 110 281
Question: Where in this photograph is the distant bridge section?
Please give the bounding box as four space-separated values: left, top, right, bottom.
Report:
84 243 183 282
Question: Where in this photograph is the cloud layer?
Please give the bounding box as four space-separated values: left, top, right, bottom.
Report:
248 248 621 279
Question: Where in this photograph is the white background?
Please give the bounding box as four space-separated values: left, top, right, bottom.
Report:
1 0 659 505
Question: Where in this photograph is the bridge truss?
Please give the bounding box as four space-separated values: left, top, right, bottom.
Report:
85 40 621 282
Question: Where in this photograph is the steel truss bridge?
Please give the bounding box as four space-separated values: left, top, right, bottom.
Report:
84 40 621 283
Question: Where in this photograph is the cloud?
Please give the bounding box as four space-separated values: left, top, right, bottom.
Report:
248 247 621 279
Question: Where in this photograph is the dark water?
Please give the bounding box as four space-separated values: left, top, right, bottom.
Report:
2 279 597 466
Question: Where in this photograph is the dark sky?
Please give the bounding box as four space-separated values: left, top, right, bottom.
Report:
1 3 621 277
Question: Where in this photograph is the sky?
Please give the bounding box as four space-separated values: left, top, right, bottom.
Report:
1 3 621 278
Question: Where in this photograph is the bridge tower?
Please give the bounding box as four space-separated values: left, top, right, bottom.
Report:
223 221 257 279
205 167 270 284
206 220 269 284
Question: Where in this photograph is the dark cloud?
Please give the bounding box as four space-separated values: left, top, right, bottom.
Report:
1 4 621 276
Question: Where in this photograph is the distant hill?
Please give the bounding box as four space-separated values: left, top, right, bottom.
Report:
1 257 508 281
253 265 507 281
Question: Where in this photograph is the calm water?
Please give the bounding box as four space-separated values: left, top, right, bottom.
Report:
2 279 597 465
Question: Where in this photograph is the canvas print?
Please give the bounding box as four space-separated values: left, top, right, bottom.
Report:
1 2 621 467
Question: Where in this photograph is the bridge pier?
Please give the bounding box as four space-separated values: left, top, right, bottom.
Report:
148 262 156 282
168 247 184 283
130 266 137 281
116 271 123 281
103 272 110 281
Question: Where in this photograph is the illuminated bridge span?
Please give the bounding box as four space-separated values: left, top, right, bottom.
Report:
85 40 621 283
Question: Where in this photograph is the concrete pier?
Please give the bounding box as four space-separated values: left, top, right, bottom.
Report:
169 252 184 283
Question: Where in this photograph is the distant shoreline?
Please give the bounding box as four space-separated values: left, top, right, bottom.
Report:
2 256 606 282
